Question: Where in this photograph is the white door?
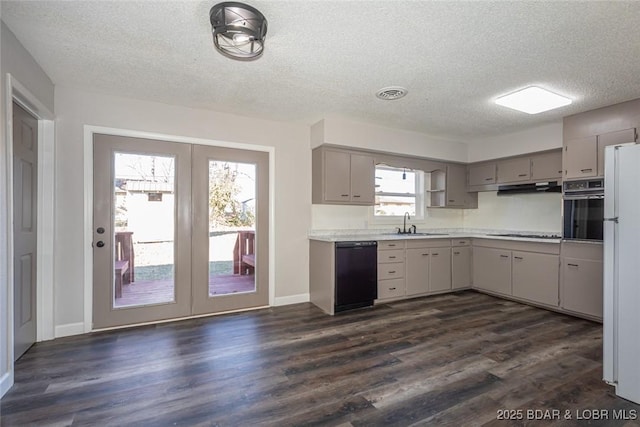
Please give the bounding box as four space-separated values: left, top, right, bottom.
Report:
12 102 38 360
613 144 640 404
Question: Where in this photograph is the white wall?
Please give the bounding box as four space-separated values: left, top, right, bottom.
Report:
463 191 562 233
467 121 563 162
310 205 463 231
313 117 469 162
54 86 311 330
0 21 55 396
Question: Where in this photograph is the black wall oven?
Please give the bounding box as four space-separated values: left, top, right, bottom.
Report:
562 179 604 241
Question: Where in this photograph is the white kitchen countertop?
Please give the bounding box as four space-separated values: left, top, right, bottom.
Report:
308 228 563 244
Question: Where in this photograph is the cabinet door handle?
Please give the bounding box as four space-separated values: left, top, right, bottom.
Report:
353 195 361 198
432 253 439 256
500 255 509 258
341 194 349 197
422 253 429 256
580 168 593 173
514 256 523 260
485 177 493 181
453 251 460 255
518 174 527 177
567 263 579 267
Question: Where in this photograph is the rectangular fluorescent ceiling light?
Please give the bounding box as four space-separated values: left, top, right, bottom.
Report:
495 86 572 114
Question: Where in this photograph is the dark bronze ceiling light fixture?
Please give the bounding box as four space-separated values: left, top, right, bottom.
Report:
209 2 268 61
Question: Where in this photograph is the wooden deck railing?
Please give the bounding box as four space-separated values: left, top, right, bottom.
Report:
233 230 255 275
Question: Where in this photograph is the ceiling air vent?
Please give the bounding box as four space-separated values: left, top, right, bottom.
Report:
375 86 408 100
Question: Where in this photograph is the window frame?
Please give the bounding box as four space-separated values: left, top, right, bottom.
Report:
370 164 425 224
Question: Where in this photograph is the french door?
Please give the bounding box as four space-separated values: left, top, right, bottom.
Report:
93 134 269 329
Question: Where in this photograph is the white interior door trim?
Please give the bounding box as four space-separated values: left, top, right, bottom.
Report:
83 125 276 333
1 74 55 398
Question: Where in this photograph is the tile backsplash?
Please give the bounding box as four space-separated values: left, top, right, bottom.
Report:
311 191 562 233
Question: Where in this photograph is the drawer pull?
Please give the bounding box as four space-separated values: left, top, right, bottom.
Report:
422 253 429 256
500 255 509 258
458 241 466 244
389 287 396 290
388 244 396 247
353 195 361 198
448 199 455 203
580 168 592 173
432 253 439 256
485 177 493 181
341 194 349 197
453 251 460 255
567 263 579 267
518 173 528 177
514 256 523 260
388 271 396 274
389 256 396 259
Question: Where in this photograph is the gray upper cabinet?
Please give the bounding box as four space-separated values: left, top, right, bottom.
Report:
564 136 598 179
531 151 563 181
349 153 376 204
312 147 375 205
428 164 477 208
563 99 640 180
323 150 351 202
497 157 531 183
468 162 497 188
597 128 636 176
447 164 477 208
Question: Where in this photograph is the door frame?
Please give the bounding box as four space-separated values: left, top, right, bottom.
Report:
82 125 276 332
1 74 55 397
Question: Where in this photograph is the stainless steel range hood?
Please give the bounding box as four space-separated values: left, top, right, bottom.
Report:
497 181 561 196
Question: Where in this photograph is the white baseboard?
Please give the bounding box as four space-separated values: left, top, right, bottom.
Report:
55 322 85 338
274 293 309 306
0 370 14 398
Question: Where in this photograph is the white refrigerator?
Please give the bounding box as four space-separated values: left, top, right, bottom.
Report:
603 143 640 404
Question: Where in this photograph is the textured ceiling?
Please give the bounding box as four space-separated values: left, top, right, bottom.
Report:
3 1 640 141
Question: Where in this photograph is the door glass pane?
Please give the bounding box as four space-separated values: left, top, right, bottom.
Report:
208 161 256 297
113 153 176 308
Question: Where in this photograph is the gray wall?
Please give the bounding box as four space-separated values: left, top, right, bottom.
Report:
0 21 54 395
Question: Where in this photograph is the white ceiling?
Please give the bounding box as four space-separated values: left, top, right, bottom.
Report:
3 1 640 141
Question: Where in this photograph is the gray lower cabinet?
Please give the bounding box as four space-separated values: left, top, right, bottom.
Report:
430 248 452 292
512 251 559 307
405 244 452 296
378 241 406 300
452 246 472 289
560 241 603 319
405 248 429 296
473 247 512 295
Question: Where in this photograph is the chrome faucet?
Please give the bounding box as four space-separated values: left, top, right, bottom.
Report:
403 212 410 233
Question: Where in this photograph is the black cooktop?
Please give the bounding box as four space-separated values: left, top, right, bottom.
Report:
488 233 561 239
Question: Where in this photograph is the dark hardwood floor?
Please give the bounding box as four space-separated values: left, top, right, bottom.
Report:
2 291 639 426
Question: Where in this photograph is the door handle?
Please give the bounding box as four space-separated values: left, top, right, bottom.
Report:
604 217 619 223
95 241 105 248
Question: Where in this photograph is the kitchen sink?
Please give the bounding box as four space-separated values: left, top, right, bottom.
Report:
384 232 449 236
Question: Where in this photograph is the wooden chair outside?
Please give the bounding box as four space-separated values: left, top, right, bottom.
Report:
114 231 135 298
233 230 255 276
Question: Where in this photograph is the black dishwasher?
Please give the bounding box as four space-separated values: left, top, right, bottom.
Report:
335 241 378 313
